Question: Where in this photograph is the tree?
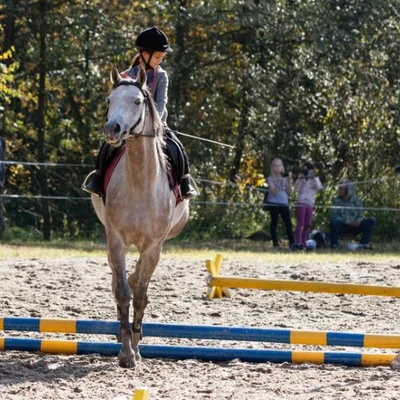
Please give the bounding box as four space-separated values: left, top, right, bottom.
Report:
0 0 399 241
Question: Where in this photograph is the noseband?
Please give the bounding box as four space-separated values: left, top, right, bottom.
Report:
108 80 156 138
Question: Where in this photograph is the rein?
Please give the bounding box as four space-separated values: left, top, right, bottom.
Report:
110 80 156 138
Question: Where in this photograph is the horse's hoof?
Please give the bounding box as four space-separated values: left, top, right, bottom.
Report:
119 356 136 368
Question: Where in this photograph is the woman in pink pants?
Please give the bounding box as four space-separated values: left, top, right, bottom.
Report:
293 161 323 250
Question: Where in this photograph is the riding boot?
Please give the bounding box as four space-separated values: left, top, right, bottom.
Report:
81 170 104 197
180 175 197 200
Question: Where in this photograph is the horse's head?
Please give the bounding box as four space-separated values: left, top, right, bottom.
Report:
104 65 148 147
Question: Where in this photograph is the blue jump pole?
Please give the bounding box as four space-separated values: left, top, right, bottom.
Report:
1 316 400 349
0 337 395 367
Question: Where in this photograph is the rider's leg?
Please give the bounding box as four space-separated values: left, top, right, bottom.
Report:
165 128 197 200
81 142 109 197
180 147 197 200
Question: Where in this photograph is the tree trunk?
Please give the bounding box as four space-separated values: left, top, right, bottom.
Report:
229 26 250 183
38 0 51 241
170 0 189 126
3 0 16 62
229 105 249 183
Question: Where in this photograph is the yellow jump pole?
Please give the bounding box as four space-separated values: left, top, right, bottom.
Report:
210 276 400 297
206 254 400 299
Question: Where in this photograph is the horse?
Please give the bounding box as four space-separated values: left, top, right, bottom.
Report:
92 65 189 368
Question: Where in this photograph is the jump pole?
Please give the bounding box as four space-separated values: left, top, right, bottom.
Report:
206 254 400 299
0 337 395 367
3 316 400 349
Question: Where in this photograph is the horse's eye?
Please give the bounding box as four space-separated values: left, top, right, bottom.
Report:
134 99 141 105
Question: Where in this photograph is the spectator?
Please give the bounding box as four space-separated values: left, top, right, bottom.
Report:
266 158 295 249
293 161 323 250
329 179 376 249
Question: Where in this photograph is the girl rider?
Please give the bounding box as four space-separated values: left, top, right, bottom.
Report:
82 27 197 200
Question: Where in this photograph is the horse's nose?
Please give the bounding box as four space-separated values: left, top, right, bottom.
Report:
104 121 121 135
112 123 121 134
104 121 121 143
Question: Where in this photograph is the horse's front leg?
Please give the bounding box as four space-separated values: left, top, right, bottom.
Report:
107 234 135 368
131 250 161 361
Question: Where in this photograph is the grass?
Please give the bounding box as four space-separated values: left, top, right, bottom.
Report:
0 239 399 262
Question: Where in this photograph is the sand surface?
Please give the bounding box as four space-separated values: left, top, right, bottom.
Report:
1 253 400 399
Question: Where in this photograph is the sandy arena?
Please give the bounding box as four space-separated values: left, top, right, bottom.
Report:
1 253 400 399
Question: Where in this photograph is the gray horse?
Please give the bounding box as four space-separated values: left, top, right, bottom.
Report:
92 66 189 367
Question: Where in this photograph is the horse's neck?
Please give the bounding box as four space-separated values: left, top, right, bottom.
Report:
125 135 163 190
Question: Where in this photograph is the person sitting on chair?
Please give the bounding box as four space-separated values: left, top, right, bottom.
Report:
82 26 197 200
329 178 376 249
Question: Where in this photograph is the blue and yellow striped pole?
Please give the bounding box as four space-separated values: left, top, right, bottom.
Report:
0 316 119 335
0 337 395 367
2 316 400 349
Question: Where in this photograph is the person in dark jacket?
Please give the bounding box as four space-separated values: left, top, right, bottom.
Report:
329 179 376 249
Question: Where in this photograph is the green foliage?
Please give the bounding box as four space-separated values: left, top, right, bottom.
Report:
1 225 43 242
1 0 399 242
0 47 19 102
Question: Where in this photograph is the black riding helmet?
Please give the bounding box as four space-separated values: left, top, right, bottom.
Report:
135 27 172 71
135 27 173 53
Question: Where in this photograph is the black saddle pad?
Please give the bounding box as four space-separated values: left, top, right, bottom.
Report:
98 142 123 178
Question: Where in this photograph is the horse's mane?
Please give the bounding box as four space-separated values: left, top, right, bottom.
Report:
144 84 168 169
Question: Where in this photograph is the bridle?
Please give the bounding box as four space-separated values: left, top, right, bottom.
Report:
107 80 156 138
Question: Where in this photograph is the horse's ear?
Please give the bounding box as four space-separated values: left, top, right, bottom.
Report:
110 65 122 85
136 65 147 87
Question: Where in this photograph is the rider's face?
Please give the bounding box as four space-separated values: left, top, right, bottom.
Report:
141 51 166 70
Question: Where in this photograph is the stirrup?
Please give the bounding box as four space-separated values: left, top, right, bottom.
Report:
81 170 103 197
181 175 198 200
182 188 197 200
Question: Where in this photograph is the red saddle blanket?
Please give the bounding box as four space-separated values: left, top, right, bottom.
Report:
103 146 182 205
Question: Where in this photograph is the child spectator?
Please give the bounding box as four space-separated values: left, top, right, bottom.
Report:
293 161 322 250
266 158 295 248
